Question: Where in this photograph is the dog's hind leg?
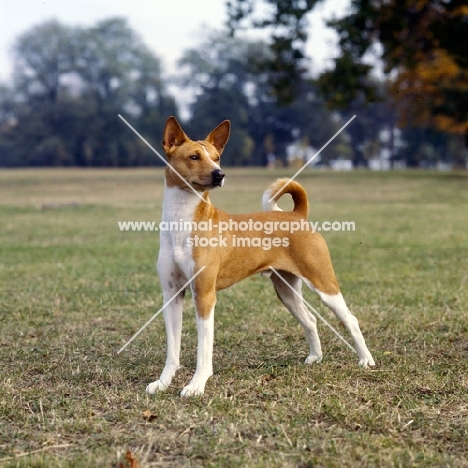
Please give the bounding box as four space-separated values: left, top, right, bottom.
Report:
302 275 375 368
270 271 323 364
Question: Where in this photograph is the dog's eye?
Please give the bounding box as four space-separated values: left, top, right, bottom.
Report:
189 155 199 160
215 156 220 161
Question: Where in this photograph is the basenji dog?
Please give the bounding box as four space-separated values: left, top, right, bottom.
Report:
146 116 375 397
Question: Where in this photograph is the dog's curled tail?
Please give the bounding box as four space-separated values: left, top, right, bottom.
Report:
262 178 309 217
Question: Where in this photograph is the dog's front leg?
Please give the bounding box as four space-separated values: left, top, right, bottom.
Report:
180 289 216 397
146 269 185 394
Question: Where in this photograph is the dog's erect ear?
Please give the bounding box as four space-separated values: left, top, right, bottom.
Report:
205 120 231 155
162 116 189 153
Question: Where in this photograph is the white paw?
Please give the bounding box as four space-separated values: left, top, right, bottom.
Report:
180 383 205 397
358 353 375 368
305 354 323 364
146 380 168 394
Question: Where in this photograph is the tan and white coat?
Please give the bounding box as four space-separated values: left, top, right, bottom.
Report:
146 117 375 396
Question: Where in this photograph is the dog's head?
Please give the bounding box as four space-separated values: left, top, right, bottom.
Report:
162 116 230 191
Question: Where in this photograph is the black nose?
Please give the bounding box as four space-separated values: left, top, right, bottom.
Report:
211 169 225 184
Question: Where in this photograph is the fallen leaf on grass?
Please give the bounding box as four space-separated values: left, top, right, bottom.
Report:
118 450 139 468
257 374 275 385
142 409 158 422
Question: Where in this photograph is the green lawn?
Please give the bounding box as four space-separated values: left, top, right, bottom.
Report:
0 168 467 467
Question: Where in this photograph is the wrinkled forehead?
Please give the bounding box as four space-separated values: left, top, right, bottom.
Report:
182 140 218 157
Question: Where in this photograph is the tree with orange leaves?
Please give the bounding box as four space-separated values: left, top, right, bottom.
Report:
320 0 468 164
228 0 468 165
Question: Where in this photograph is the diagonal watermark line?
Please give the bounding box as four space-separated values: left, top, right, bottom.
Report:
268 115 356 202
268 267 357 354
118 114 206 203
117 266 206 354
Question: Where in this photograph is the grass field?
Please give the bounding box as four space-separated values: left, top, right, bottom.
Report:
0 168 467 467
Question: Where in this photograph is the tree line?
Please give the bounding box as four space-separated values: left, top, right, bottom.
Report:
0 1 466 168
0 19 177 167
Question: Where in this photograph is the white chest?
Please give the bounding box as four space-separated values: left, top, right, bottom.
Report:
160 186 201 271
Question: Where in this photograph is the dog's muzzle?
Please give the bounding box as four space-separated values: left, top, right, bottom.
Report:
211 169 225 187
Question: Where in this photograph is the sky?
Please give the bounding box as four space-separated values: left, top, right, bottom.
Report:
0 0 350 82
